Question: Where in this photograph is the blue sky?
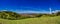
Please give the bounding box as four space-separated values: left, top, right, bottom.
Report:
0 0 60 13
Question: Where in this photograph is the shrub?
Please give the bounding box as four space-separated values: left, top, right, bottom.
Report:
0 11 21 20
55 11 60 16
36 14 43 17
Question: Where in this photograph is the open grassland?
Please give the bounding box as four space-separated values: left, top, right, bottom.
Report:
0 16 60 24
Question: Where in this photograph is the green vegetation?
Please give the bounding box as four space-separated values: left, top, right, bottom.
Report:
56 11 60 16
0 16 60 24
0 11 21 20
0 11 60 24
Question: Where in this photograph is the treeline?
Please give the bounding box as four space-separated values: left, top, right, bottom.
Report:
0 11 60 20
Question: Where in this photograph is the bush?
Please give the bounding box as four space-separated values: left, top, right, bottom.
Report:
0 11 21 20
36 14 43 17
56 11 60 16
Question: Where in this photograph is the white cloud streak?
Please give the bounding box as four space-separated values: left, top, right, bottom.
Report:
15 10 50 14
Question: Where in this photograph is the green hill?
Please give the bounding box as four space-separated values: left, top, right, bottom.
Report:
0 11 60 24
0 16 60 24
0 11 21 20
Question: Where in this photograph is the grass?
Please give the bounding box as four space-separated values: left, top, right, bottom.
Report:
0 16 60 24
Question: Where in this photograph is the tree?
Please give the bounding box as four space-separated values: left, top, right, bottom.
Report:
56 11 60 16
36 14 43 17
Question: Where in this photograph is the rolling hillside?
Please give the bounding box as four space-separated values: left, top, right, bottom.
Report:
0 16 60 24
0 11 60 24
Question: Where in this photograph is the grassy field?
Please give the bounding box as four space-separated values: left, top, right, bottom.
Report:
0 16 60 24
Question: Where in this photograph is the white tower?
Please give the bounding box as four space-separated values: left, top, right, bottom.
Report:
49 8 52 14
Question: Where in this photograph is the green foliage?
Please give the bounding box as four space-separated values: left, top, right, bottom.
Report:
0 11 21 20
36 14 43 17
56 11 60 16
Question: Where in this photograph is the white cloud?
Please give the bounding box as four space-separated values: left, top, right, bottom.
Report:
15 10 50 14
52 10 60 13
